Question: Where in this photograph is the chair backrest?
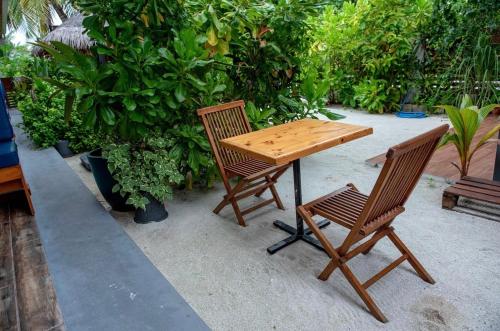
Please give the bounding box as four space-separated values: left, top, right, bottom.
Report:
197 100 252 173
356 124 449 235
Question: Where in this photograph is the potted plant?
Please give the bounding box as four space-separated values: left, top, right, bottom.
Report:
437 95 500 178
104 133 183 223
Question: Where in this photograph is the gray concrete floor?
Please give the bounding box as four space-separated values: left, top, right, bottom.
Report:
67 107 500 331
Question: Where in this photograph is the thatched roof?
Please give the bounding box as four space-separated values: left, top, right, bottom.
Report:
32 13 93 55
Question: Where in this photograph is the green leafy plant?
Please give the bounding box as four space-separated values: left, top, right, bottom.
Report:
0 38 32 78
18 79 100 152
34 0 224 203
437 95 500 178
309 0 432 112
104 134 184 209
245 101 276 130
413 0 499 108
167 124 217 189
188 0 329 122
277 73 345 121
353 80 399 114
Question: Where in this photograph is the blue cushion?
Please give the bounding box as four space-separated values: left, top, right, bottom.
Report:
0 82 14 141
0 81 6 101
0 141 19 168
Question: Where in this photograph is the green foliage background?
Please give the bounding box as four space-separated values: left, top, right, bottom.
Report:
308 0 499 113
4 0 499 207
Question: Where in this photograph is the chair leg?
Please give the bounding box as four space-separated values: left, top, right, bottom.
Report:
318 258 339 281
361 227 387 255
340 263 388 323
387 231 435 284
213 181 243 215
230 198 246 227
213 196 230 214
255 167 289 197
254 175 272 198
268 183 284 210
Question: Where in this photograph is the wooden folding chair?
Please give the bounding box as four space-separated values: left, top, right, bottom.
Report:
198 100 291 227
297 125 449 322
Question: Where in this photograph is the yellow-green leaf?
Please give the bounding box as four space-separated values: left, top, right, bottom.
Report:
207 26 218 46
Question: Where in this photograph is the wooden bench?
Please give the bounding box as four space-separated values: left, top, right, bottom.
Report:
442 176 500 209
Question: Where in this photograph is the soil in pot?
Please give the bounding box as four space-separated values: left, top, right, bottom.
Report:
134 193 168 224
87 149 134 212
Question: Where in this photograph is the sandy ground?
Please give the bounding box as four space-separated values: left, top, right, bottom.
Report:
67 107 500 331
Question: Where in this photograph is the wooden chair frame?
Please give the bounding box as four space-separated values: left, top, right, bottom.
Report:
297 125 449 322
0 164 34 215
198 100 290 226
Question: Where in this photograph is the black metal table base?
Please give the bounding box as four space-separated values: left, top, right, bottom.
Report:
267 219 330 254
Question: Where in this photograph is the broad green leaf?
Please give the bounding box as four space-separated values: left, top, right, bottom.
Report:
83 109 97 128
100 107 116 125
469 124 500 161
64 93 75 122
175 84 187 103
207 26 218 46
124 97 137 111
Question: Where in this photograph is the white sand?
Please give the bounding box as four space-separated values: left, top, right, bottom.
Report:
67 107 500 331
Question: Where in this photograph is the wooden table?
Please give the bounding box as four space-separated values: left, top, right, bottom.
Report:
221 118 373 254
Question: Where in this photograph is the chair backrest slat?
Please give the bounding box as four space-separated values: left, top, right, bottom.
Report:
356 125 449 234
197 101 252 173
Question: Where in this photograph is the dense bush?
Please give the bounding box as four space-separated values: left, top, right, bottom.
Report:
188 0 340 122
17 79 100 152
0 39 32 78
310 0 431 113
309 0 499 112
418 0 499 107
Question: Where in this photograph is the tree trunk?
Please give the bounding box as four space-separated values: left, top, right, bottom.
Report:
51 1 68 22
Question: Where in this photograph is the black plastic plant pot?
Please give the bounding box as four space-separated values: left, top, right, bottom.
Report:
134 193 168 224
54 140 74 158
87 149 134 212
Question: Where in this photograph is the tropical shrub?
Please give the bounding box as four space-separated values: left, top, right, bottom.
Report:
420 0 500 107
35 0 227 206
437 95 500 178
0 38 32 78
17 79 100 152
310 0 432 113
188 0 334 123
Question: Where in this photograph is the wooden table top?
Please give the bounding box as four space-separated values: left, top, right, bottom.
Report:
220 119 373 165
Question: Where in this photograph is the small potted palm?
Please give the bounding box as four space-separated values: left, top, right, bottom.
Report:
437 95 500 178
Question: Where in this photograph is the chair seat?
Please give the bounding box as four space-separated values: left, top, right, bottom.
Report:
309 186 368 230
225 158 281 178
0 141 20 168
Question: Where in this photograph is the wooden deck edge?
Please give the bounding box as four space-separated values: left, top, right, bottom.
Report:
0 200 65 331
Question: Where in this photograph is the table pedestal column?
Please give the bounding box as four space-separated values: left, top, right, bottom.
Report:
267 159 330 254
